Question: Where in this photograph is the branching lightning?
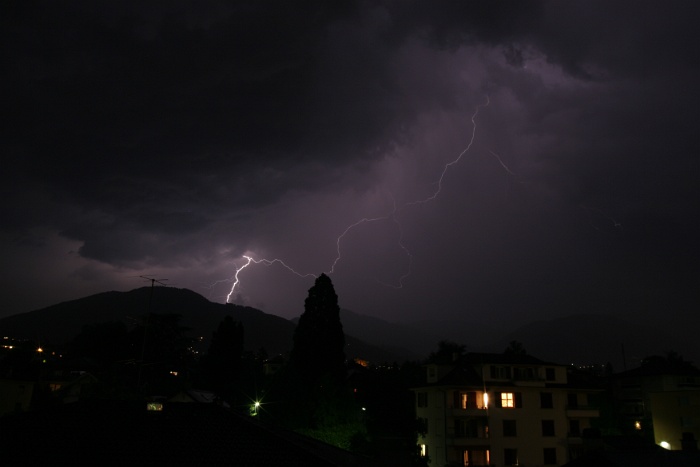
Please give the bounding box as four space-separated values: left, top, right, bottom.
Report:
405 95 490 207
223 255 317 304
213 91 620 305
215 96 491 303
328 213 393 274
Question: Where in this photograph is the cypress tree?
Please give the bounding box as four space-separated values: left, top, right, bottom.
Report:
291 273 346 385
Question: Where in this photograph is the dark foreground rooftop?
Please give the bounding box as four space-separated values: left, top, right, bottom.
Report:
0 400 374 466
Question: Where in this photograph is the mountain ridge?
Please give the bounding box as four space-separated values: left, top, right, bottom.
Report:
1 288 695 369
0 287 406 363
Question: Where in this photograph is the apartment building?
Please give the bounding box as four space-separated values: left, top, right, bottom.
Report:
414 353 601 467
613 358 700 450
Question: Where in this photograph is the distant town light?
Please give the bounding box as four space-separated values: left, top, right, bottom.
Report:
37 347 43 353
634 420 641 430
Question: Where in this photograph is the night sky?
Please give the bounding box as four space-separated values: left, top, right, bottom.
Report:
2 1 698 331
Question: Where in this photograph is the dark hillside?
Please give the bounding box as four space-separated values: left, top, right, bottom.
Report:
0 287 403 362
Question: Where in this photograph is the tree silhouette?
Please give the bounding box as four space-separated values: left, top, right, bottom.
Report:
199 316 244 400
269 274 357 435
504 340 527 355
290 273 346 385
426 340 466 363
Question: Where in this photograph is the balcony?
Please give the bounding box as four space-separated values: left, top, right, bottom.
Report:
447 427 490 446
566 405 600 418
451 407 489 417
446 437 491 447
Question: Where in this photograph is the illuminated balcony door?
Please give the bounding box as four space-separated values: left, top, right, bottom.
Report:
463 449 490 466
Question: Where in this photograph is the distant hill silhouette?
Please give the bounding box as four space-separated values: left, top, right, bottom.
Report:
2 288 694 368
0 287 404 363
499 313 699 371
338 310 439 360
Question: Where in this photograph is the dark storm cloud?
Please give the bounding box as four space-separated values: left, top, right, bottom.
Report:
2 0 698 326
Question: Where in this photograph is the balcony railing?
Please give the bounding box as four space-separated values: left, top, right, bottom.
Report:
451 407 489 417
566 405 600 417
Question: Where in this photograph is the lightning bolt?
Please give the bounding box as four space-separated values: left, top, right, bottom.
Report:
488 150 516 176
224 255 317 304
216 95 491 302
405 95 490 206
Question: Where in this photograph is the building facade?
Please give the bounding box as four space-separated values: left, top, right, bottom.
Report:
613 359 700 450
414 353 601 467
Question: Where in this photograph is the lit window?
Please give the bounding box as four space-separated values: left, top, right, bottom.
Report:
146 402 163 411
634 420 642 430
501 392 514 408
420 444 427 457
460 391 477 409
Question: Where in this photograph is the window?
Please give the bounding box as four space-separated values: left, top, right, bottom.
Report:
542 420 555 436
543 447 557 465
490 365 512 379
569 420 581 436
458 391 477 409
540 392 553 408
567 393 578 408
456 419 481 438
497 392 522 408
146 402 163 412
417 392 428 407
545 368 556 381
420 444 427 457
464 449 490 466
681 417 695 428
504 448 518 466
455 419 466 437
417 417 428 434
514 367 537 380
503 419 517 436
502 392 514 408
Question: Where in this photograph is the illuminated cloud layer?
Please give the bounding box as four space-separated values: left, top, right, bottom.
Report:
2 1 698 327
